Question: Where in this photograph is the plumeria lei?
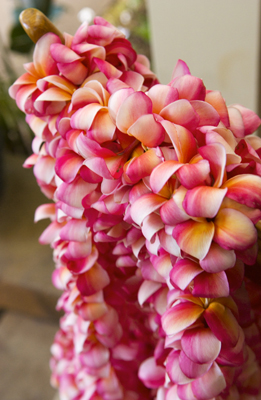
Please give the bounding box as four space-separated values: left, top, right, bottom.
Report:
9 16 261 400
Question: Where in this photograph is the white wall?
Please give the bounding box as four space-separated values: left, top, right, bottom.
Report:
147 0 260 112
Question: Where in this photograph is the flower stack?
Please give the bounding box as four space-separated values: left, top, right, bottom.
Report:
9 16 261 400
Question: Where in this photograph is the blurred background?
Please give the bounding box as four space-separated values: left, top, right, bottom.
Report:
0 0 260 399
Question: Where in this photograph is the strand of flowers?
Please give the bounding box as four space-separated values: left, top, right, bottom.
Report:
9 16 261 400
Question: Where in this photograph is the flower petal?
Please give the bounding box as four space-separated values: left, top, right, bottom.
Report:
183 187 227 218
173 220 215 260
200 242 236 273
214 208 257 251
128 114 165 147
161 99 200 132
131 194 167 226
181 327 221 364
222 174 261 209
77 264 110 296
162 302 204 336
191 362 226 400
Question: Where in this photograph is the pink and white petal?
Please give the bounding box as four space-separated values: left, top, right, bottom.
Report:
65 237 93 260
8 72 37 99
177 160 211 190
94 57 122 79
58 61 88 86
120 70 144 91
200 242 236 273
192 271 229 298
177 383 198 400
70 87 102 110
16 84 37 112
131 193 167 226
108 87 134 123
38 75 76 94
50 43 82 63
227 106 245 138
229 104 261 136
56 176 97 208
55 151 83 183
173 220 215 260
106 78 130 94
77 264 110 296
150 160 183 193
142 213 164 241
191 362 226 400
179 351 212 379
162 302 204 336
166 350 193 385
60 219 88 242
138 280 162 306
205 90 229 127
157 230 180 256
88 109 116 143
34 155 55 184
198 143 226 187
170 259 203 291
127 114 165 147
34 203 56 222
222 174 261 209
191 100 220 127
204 301 240 347
221 197 261 224
181 327 221 364
33 33 60 77
138 357 165 389
116 91 153 133
183 187 227 218
160 99 200 132
160 187 189 225
162 121 198 163
171 59 191 80
214 208 257 251
147 84 179 114
71 103 102 131
171 75 206 101
125 148 162 183
35 87 72 102
39 221 64 245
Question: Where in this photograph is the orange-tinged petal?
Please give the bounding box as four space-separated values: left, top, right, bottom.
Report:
116 91 152 133
205 90 229 127
33 33 60 78
127 114 165 147
160 99 200 132
173 220 215 260
222 174 261 209
150 160 183 193
214 208 257 251
146 84 179 114
200 242 236 273
131 194 167 226
77 263 110 296
199 143 226 187
162 302 204 336
183 187 227 218
204 301 240 347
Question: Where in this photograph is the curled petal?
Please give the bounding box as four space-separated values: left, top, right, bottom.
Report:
173 220 215 260
191 100 220 127
33 33 60 77
162 121 198 163
171 75 206 101
128 114 165 147
179 351 212 379
191 362 226 400
88 109 116 143
150 160 182 193
204 301 240 347
56 176 97 208
34 155 55 184
138 357 165 389
125 148 162 183
108 87 134 123
214 208 257 251
181 327 221 364
176 160 211 190
138 280 162 306
166 350 193 385
205 90 229 127
200 242 236 273
199 143 226 187
116 91 152 133
193 271 229 298
171 59 191 79
222 174 261 209
55 151 83 183
170 259 203 291
147 84 179 113
160 186 189 225
77 264 110 296
161 99 200 132
183 187 227 218
131 194 167 226
162 302 204 336
228 104 261 137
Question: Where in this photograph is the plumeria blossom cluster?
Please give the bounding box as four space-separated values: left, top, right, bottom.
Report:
9 16 261 400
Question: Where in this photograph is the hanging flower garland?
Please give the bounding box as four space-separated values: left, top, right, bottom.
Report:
9 16 261 400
